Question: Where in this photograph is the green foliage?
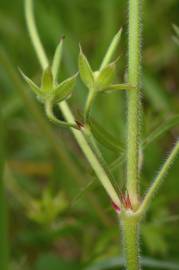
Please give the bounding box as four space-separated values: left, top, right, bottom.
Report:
0 0 179 269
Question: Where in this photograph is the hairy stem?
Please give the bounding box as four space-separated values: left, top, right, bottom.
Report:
127 0 141 209
25 0 120 208
122 0 142 269
138 140 179 215
121 216 140 270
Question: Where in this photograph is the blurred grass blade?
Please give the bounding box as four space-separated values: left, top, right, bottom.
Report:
0 109 8 270
143 115 179 148
100 28 122 70
89 117 123 153
85 257 179 270
71 178 97 206
143 72 170 113
173 36 179 46
52 37 64 83
173 24 179 37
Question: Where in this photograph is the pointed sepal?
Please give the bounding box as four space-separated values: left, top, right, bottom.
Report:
95 61 116 91
19 68 42 96
78 46 94 89
52 73 78 103
41 67 53 92
52 36 65 82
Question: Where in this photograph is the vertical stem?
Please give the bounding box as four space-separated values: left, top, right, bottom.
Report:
122 0 142 269
0 110 8 270
127 0 141 208
121 217 140 270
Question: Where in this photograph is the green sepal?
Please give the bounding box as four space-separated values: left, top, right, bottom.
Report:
52 37 64 83
79 46 94 89
52 73 78 103
89 117 123 153
95 61 116 91
41 66 53 92
19 68 42 97
100 28 122 70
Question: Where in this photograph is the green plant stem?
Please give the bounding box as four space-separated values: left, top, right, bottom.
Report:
45 100 78 129
121 216 140 270
84 88 97 122
0 108 8 270
25 0 120 208
127 0 141 209
25 0 48 69
137 140 179 216
122 0 142 269
59 103 121 208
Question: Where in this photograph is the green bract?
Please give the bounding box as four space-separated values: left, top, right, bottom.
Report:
20 67 78 104
78 29 135 121
79 48 117 92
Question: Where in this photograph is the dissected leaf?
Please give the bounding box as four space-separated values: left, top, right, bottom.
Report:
79 47 94 89
41 67 53 92
52 73 78 103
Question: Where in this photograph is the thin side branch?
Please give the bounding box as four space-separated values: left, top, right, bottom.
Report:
137 140 179 215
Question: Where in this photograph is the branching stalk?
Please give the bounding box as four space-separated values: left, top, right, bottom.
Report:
25 0 120 208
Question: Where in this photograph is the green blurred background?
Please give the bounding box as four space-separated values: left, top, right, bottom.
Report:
0 0 179 269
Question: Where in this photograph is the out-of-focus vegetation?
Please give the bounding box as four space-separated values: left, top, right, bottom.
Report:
0 0 179 269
